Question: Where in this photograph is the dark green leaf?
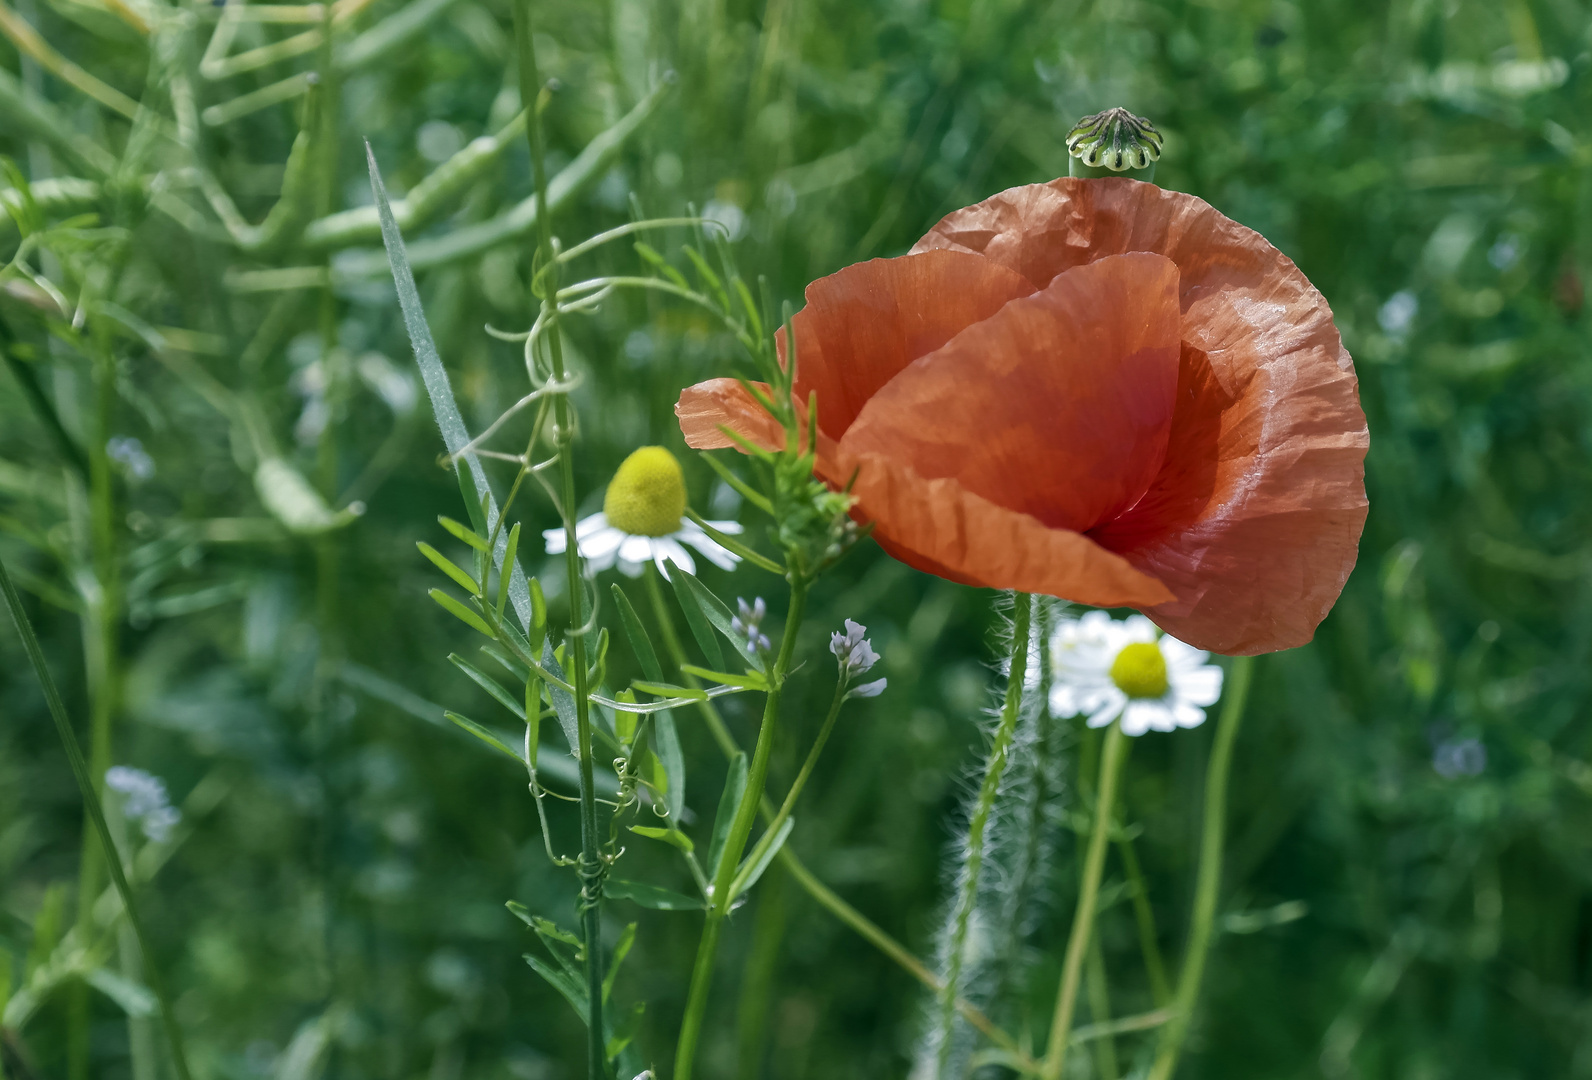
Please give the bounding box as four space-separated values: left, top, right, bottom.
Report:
668 566 724 670
605 879 704 911
611 583 663 682
448 653 526 720
708 752 747 880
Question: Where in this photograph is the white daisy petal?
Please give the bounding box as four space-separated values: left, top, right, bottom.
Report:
654 537 697 578
703 518 743 535
581 525 627 562
1122 700 1173 735
1173 666 1224 708
616 533 654 576
1172 702 1207 729
575 512 612 538
1159 635 1209 669
681 528 739 571
1121 614 1159 642
1085 691 1127 728
543 526 567 554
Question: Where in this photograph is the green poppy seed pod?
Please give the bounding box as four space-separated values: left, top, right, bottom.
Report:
1066 108 1162 182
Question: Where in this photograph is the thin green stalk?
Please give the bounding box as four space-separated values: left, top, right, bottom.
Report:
1147 654 1255 1080
735 858 787 1078
70 344 119 1080
935 591 1032 1078
642 575 1030 1067
1085 935 1119 1080
1117 819 1171 1007
0 554 195 1080
674 580 808 1080
732 676 845 895
513 2 604 1074
1041 719 1128 1080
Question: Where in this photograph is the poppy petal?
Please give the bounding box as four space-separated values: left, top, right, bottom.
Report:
840 253 1181 533
675 378 787 453
779 249 1035 439
840 450 1174 607
916 178 1368 653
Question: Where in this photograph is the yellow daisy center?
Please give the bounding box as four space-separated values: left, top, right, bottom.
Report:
604 446 687 537
1109 642 1168 699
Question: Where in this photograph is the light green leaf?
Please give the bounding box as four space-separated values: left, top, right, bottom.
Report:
708 752 747 880
605 879 704 911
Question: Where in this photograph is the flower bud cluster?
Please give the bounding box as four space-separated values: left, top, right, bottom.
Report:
105 765 182 842
731 596 772 654
830 618 887 698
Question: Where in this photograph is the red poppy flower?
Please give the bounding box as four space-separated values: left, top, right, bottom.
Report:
676 178 1368 654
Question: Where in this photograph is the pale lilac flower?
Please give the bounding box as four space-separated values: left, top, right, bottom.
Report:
831 618 886 698
730 596 772 654
105 766 181 842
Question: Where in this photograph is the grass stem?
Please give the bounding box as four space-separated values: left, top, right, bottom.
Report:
1146 654 1255 1080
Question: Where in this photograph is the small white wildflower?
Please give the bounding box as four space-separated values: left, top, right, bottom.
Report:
831 618 886 698
1049 610 1222 736
544 446 742 579
105 766 181 842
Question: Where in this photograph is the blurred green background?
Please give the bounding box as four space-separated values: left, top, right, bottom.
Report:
3 0 1592 1077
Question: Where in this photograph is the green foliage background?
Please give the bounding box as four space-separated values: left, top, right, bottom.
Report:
3 0 1591 1077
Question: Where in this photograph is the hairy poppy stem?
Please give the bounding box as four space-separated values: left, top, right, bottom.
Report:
933 591 1032 1077
1146 654 1255 1080
1041 719 1128 1080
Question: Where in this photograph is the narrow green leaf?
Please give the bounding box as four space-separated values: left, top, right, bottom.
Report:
708 752 747 880
428 588 495 637
448 653 527 719
525 954 588 1023
610 583 663 682
679 664 770 692
699 451 773 515
532 916 584 950
496 522 520 619
541 639 580 754
668 566 724 669
438 515 488 551
602 923 637 1006
630 680 704 701
605 879 704 911
674 568 760 666
654 710 686 822
630 825 694 854
730 815 794 901
444 711 523 764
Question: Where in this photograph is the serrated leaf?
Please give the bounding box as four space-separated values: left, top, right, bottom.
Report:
668 566 724 670
629 825 694 854
708 752 747 880
417 541 479 596
448 653 526 720
605 879 704 911
428 589 494 637
610 584 663 682
444 712 523 764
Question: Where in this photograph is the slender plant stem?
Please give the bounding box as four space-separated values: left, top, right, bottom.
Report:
934 591 1032 1078
732 676 845 892
1117 818 1171 1007
1 554 195 1080
1146 654 1255 1080
512 4 604 1074
1041 719 1128 1080
642 576 1031 1066
674 580 808 1080
1085 935 1120 1080
735 858 788 1078
70 341 119 1080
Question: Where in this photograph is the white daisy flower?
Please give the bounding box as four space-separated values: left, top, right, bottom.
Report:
543 446 742 579
1049 610 1223 736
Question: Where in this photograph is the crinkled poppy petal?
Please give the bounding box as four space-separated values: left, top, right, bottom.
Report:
839 450 1173 608
674 378 843 480
840 253 1181 533
776 249 1035 440
915 177 1368 654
